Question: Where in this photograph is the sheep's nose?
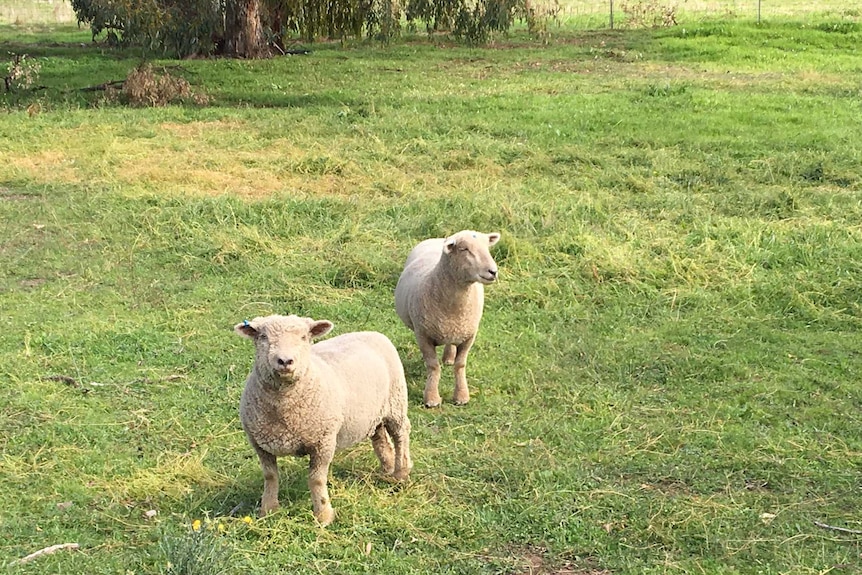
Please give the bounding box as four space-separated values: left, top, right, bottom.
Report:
488 269 498 278
277 357 294 369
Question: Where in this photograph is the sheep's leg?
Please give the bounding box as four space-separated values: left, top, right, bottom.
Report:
417 335 442 408
308 446 336 527
256 447 280 517
386 417 413 481
442 344 456 365
452 336 475 405
371 424 395 475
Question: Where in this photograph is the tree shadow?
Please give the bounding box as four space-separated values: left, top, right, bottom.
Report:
1 31 352 110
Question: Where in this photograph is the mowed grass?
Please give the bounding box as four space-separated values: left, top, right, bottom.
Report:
1 13 861 575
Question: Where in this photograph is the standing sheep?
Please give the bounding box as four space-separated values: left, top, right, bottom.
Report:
235 314 412 527
395 230 501 407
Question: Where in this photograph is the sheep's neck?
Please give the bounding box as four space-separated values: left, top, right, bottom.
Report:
430 259 475 311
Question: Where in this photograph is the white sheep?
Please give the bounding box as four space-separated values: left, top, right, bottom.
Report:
235 314 412 526
395 230 501 407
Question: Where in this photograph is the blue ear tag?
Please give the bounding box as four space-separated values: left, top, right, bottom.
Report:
243 320 250 327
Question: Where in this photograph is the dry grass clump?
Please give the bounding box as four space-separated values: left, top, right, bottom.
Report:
111 63 209 107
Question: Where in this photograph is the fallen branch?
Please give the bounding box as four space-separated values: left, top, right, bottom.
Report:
814 521 862 535
45 374 79 385
76 80 125 93
8 543 80 566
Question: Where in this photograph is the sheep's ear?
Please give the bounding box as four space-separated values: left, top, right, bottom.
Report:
308 320 334 340
444 237 458 253
487 232 501 246
235 320 258 339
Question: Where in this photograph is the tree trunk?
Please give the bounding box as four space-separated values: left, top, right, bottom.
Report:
224 0 269 58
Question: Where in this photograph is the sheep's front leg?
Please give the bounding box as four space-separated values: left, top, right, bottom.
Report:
452 336 475 406
256 448 279 517
418 335 442 408
308 445 336 527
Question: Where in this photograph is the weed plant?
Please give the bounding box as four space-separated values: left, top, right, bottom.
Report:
1 13 861 575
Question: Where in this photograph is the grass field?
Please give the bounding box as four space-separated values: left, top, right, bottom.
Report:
1 9 861 575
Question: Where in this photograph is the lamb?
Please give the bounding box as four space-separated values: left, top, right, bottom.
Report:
235 314 412 527
395 230 501 408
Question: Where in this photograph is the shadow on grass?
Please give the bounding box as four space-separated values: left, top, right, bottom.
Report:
193 468 310 519
1 32 350 110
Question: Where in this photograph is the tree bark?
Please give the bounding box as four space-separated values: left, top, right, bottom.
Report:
224 0 269 58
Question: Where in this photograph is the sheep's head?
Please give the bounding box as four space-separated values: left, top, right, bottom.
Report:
235 315 333 386
443 230 501 285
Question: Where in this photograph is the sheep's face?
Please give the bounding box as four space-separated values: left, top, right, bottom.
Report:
235 315 333 385
443 230 501 285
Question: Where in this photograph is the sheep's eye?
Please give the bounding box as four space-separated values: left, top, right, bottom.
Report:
460 247 470 253
258 333 268 341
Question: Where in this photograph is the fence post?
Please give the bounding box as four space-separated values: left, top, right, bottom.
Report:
758 0 761 24
610 0 614 29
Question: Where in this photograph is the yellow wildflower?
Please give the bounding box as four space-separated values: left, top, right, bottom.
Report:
191 519 202 532
241 516 253 525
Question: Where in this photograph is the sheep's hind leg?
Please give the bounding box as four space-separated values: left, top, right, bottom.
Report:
418 336 442 408
308 446 336 527
386 417 413 481
452 336 475 406
371 424 395 475
442 344 456 365
256 447 280 517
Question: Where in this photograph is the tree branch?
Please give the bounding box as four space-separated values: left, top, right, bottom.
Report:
8 543 80 566
814 521 862 535
76 80 125 92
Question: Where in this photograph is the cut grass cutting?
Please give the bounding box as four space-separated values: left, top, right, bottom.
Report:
1 4 861 574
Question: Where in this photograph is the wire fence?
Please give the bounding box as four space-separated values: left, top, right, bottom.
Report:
0 0 858 27
548 0 859 29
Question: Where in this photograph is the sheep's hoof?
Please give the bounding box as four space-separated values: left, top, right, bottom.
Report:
452 397 470 406
423 400 442 408
259 502 279 518
392 468 411 482
315 506 335 527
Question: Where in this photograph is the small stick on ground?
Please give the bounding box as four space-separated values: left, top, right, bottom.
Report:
8 543 80 566
814 521 862 535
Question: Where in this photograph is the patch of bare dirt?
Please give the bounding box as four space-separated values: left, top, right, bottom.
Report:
508 545 611 575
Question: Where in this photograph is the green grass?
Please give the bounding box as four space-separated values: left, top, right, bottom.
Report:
1 14 861 575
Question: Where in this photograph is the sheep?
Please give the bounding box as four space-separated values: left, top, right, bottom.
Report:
395 230 501 408
235 314 412 527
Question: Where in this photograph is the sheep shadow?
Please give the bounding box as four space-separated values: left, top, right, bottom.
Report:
194 466 310 519
198 452 407 521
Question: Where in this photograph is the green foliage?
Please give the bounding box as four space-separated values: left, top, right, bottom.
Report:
70 0 224 55
406 0 526 42
158 520 233 575
68 0 531 55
